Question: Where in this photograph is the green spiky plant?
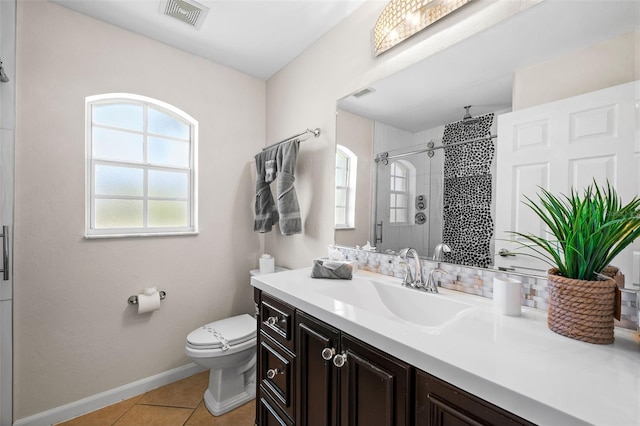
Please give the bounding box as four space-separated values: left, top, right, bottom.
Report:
513 181 640 280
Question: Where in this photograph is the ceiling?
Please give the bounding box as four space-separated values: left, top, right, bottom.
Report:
50 0 367 80
338 0 640 133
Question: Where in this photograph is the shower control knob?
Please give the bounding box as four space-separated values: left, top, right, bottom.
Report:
266 368 283 379
321 347 336 361
333 353 348 368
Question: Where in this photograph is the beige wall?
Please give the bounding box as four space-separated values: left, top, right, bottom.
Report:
335 109 373 247
514 31 640 109
264 0 542 267
14 1 264 419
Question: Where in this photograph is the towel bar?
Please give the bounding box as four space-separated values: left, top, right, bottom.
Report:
128 291 167 305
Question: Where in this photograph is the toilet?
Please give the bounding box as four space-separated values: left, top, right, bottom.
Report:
185 314 257 416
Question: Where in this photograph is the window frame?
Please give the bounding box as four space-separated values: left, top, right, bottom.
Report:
85 93 198 238
335 145 358 229
388 160 415 225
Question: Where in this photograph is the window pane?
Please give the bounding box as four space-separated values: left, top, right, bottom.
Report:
397 194 407 208
397 210 406 222
396 164 407 178
93 104 143 131
95 199 143 228
336 168 347 186
390 209 396 223
336 152 348 169
93 127 143 162
148 137 189 167
335 188 347 206
400 177 408 191
148 170 188 198
390 193 397 208
335 207 346 226
148 107 190 139
95 165 143 196
148 200 188 227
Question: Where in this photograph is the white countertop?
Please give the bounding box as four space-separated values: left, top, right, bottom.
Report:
251 268 640 426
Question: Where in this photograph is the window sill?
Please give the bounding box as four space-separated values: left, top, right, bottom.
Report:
85 231 200 239
334 226 355 230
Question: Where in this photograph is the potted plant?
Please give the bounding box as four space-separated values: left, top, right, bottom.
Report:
513 181 640 344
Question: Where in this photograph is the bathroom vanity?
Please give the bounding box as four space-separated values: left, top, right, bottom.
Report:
252 268 640 426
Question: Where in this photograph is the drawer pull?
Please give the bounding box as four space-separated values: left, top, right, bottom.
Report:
266 316 283 326
321 347 336 361
333 353 348 368
266 367 284 379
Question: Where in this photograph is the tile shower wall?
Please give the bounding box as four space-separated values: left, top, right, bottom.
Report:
338 247 639 331
442 114 495 268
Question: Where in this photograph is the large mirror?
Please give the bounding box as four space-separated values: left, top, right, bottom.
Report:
335 0 640 287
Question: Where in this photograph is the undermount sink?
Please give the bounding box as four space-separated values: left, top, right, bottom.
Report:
315 278 476 329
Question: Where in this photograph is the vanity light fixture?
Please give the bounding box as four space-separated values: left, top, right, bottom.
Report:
373 0 472 56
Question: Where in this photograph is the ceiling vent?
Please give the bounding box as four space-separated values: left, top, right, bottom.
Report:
352 87 376 98
160 0 209 30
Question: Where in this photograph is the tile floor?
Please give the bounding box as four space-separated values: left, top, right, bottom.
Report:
55 371 255 426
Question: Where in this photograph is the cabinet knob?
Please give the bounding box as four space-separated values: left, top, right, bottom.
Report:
266 316 281 326
333 353 348 368
321 347 336 361
266 367 283 379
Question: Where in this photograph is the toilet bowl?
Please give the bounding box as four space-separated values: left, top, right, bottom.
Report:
185 314 257 416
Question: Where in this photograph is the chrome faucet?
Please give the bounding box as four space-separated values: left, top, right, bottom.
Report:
398 247 423 288
425 268 448 293
433 243 451 261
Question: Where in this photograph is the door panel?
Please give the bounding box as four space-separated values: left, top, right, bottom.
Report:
495 81 637 279
0 0 14 424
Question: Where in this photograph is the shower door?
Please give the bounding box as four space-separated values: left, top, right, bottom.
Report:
373 151 435 256
0 1 14 424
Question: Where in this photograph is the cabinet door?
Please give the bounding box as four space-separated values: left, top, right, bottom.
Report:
296 311 340 426
339 335 412 426
415 370 535 426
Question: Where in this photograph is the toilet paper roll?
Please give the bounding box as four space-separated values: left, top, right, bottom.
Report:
493 277 522 316
138 290 161 314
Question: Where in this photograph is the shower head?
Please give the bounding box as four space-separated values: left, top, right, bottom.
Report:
0 61 9 83
462 105 480 125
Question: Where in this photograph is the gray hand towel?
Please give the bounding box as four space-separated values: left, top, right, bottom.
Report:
254 147 279 233
276 140 302 235
311 258 353 280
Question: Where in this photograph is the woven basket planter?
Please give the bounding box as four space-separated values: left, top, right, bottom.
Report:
547 269 617 345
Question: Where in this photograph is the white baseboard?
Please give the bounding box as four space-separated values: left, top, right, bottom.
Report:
13 363 206 426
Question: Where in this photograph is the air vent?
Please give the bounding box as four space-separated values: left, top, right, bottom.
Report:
352 87 376 98
160 0 209 30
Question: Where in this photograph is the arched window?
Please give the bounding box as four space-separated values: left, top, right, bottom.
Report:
389 160 413 223
85 93 198 237
335 145 358 229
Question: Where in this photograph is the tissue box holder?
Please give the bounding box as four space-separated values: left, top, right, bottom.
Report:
311 258 353 280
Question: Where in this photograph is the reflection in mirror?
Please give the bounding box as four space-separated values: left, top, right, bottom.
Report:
335 0 640 288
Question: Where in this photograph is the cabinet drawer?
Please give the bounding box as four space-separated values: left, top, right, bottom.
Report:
258 388 294 426
260 331 295 420
260 293 295 351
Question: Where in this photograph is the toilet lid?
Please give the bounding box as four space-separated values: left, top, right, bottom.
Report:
187 314 256 350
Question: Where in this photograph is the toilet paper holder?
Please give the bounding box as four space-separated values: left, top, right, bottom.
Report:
128 291 167 305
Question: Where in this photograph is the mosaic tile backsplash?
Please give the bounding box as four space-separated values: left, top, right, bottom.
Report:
338 246 639 331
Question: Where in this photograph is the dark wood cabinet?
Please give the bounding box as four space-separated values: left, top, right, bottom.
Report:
339 334 412 426
257 292 296 426
256 290 535 426
296 311 412 426
415 370 535 426
296 311 340 426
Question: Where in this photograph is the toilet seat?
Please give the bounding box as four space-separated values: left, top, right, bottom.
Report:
186 314 256 351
